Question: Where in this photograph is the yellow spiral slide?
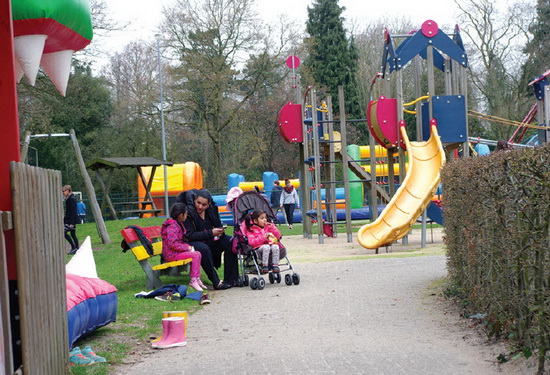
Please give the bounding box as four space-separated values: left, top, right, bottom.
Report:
357 123 446 249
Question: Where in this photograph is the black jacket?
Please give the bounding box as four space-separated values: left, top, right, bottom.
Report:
64 194 79 225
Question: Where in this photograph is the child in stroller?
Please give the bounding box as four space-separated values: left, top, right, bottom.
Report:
229 190 300 290
241 209 282 274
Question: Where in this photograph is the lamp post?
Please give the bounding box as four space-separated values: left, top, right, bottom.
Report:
156 35 169 216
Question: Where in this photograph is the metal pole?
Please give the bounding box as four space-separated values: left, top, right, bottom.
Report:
156 37 169 216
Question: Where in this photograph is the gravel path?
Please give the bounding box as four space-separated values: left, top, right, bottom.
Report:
116 253 528 374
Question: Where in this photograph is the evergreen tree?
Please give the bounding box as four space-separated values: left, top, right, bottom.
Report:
304 0 361 120
522 0 550 86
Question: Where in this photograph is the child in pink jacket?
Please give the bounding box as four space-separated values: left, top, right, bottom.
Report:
241 209 282 273
161 203 207 292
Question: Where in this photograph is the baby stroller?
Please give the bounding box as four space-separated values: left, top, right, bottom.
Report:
229 190 300 290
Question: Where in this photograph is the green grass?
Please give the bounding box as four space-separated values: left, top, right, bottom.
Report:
68 217 201 374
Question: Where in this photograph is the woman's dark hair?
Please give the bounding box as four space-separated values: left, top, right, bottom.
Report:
170 202 188 220
246 209 266 229
195 189 212 202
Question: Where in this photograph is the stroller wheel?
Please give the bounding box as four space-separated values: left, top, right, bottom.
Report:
275 273 282 283
243 275 249 287
236 276 244 287
257 277 265 290
292 273 300 285
285 274 292 286
268 273 275 284
250 277 258 290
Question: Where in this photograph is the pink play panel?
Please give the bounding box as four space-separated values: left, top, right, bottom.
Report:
367 96 399 149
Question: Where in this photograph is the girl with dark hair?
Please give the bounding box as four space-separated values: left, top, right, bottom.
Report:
161 202 207 292
242 209 282 273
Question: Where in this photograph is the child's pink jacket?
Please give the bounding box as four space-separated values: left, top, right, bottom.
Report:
161 219 192 261
240 221 282 250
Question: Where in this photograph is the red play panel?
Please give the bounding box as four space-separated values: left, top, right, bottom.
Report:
278 102 303 143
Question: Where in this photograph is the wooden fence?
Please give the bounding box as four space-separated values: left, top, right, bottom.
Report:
10 162 68 373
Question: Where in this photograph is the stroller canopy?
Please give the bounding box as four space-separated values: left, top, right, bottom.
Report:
231 191 276 225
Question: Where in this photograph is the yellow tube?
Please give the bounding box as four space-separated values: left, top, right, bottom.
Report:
359 145 388 158
239 179 300 192
361 163 408 177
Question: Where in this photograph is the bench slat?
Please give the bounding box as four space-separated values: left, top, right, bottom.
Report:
114 201 154 206
121 226 162 243
152 258 192 271
119 209 162 215
131 242 163 261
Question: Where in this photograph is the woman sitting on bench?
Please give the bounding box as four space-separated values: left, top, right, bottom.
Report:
180 189 238 290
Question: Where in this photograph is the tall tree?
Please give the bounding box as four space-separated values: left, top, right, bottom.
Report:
304 0 361 120
17 62 112 190
455 0 535 140
160 0 294 187
522 0 550 86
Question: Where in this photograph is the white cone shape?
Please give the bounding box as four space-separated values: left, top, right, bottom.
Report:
14 57 24 83
65 236 99 279
41 49 74 96
13 34 47 86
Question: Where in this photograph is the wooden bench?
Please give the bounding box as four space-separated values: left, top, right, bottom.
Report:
120 226 191 289
119 209 163 216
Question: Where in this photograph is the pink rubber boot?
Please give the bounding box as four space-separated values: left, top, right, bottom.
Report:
151 317 170 344
151 317 187 349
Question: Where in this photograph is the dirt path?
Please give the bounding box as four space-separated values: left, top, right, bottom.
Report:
115 228 536 374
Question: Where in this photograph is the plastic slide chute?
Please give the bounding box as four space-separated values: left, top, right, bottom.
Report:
357 121 446 249
12 0 93 94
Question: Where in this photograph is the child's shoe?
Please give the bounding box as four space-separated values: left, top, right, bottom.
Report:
261 266 269 274
197 279 208 290
81 346 106 363
272 264 280 273
69 347 94 366
189 278 203 292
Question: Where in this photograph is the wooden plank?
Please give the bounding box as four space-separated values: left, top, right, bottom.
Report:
10 162 68 373
114 201 153 206
119 209 162 215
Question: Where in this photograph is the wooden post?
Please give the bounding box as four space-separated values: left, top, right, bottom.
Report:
94 169 117 220
69 130 110 244
311 90 324 244
19 132 31 163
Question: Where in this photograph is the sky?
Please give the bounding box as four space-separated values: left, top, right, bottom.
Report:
97 0 464 58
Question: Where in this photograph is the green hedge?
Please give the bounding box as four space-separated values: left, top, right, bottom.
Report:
442 143 550 372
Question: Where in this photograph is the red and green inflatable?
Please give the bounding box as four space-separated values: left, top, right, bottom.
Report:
11 0 93 95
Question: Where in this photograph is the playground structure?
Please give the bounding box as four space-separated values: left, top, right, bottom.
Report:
278 20 468 248
278 21 550 250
